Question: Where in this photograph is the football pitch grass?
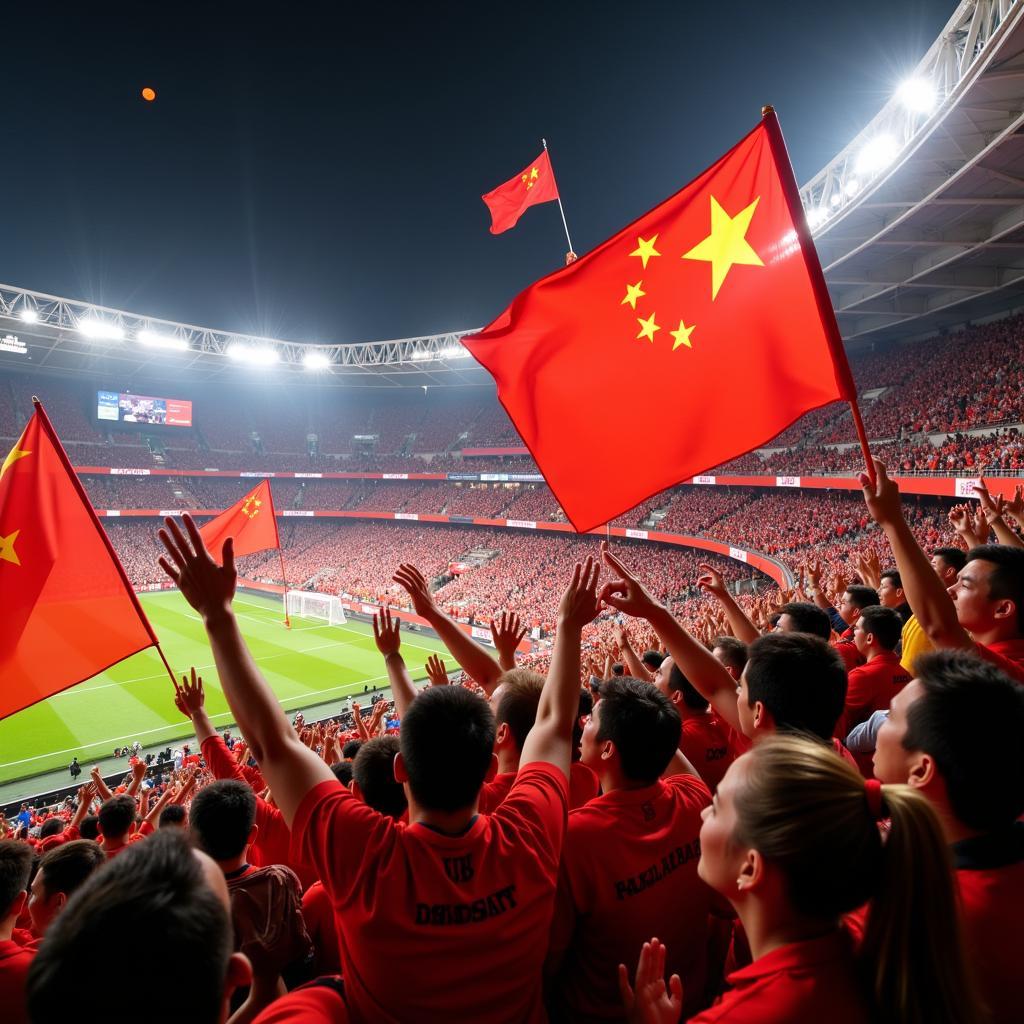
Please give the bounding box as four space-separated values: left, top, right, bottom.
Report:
0 589 450 786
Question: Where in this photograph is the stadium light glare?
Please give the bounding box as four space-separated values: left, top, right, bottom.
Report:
829 193 842 208
410 350 431 361
844 178 860 197
303 351 331 371
855 134 899 175
441 345 471 359
805 207 828 228
18 308 39 323
896 77 936 114
137 328 188 351
78 318 125 341
227 342 279 365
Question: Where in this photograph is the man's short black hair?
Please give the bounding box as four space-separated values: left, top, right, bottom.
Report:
610 662 625 676
158 804 187 828
595 677 682 785
494 669 544 750
353 737 407 819
189 781 256 862
665 662 709 712
331 761 354 787
858 605 903 651
399 685 496 812
641 649 665 670
712 636 748 675
880 568 902 589
744 633 847 740
777 601 832 641
965 544 1024 633
39 818 64 840
37 840 105 901
342 739 363 761
844 584 880 611
98 795 137 841
79 816 100 841
27 831 232 1024
0 840 33 916
933 546 967 573
906 650 1024 832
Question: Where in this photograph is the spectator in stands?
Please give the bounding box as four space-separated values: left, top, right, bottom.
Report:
158 804 188 830
27 840 105 939
0 840 34 1024
877 568 910 622
351 737 407 819
711 635 747 680
842 605 911 735
96 794 140 858
872 650 1024 1023
901 545 967 673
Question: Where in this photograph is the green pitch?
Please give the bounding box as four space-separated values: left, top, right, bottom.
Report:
0 590 450 786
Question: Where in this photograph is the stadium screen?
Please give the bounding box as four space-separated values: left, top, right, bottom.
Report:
97 390 193 427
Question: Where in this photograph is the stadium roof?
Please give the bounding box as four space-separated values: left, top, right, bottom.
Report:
2 0 1023 384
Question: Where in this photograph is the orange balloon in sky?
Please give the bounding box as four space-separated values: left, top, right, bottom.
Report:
141 87 156 102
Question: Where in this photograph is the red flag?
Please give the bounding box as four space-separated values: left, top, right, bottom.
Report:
0 403 159 719
482 149 560 234
198 479 281 563
464 110 856 532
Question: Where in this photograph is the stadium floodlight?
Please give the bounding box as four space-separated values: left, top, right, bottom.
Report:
303 351 331 371
804 207 828 228
137 328 188 351
844 178 860 197
18 308 39 323
829 193 842 208
227 342 279 365
77 318 125 341
410 349 431 361
441 345 471 359
896 77 936 114
855 134 899 175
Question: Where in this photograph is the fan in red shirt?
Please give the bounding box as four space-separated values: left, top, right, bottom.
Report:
27 840 105 940
840 605 911 736
156 513 603 1023
620 735 981 1024
0 841 35 1024
548 676 713 1021
873 649 1024 1023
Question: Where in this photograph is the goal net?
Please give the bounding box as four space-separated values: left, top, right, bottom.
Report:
285 591 347 626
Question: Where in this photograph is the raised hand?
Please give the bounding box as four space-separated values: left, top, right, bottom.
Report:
1004 483 1024 523
372 608 402 658
157 513 237 621
174 667 206 720
392 563 438 619
618 938 683 1024
696 562 727 597
558 556 602 632
858 457 903 528
424 654 450 687
490 611 527 670
599 543 662 620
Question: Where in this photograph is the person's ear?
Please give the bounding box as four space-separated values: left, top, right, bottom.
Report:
495 722 511 749
752 701 769 730
393 751 408 784
221 952 253 1019
906 751 936 791
600 738 615 763
736 848 764 893
247 823 259 847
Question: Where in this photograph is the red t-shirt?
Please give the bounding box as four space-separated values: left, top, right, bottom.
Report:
302 881 341 976
840 652 911 735
833 638 864 673
681 712 734 792
251 978 348 1023
0 938 34 1024
549 773 713 1022
688 929 871 1023
479 772 515 813
569 761 599 809
975 639 1024 685
292 761 568 1023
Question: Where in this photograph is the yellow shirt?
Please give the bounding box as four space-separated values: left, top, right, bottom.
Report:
900 614 933 674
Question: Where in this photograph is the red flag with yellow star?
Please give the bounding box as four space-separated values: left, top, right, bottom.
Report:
464 110 857 532
482 149 560 234
198 478 282 563
0 402 159 719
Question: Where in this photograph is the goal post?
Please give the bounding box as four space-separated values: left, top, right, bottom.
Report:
285 591 347 626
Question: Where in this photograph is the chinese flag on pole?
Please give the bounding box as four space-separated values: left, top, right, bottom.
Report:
464 110 857 532
482 149 560 234
0 402 160 720
198 479 282 564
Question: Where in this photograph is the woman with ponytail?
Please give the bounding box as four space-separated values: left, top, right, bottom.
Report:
619 733 981 1024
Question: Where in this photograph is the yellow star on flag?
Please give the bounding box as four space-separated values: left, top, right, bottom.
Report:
630 235 661 269
636 313 660 343
0 529 20 566
670 320 696 351
621 281 646 310
0 445 30 483
682 195 764 300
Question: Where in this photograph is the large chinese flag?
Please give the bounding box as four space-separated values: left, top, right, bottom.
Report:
464 110 856 532
482 149 560 234
198 479 281 564
0 403 159 719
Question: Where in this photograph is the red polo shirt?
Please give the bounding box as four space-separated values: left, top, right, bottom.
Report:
689 929 871 1022
840 652 911 735
292 761 568 1023
549 773 712 1021
681 712 733 792
0 938 34 1024
975 638 1024 685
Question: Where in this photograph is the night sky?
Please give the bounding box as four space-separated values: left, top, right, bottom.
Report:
0 1 955 345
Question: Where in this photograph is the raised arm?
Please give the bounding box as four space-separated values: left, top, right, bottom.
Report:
90 766 113 803
393 563 504 694
490 611 527 672
613 623 654 681
157 513 335 827
70 784 96 830
372 609 419 719
600 544 743 734
859 459 971 649
974 480 1024 550
697 563 759 645
175 667 219 746
519 558 601 775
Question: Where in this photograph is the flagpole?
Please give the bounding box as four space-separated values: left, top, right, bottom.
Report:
278 545 292 629
155 643 180 691
542 138 576 259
